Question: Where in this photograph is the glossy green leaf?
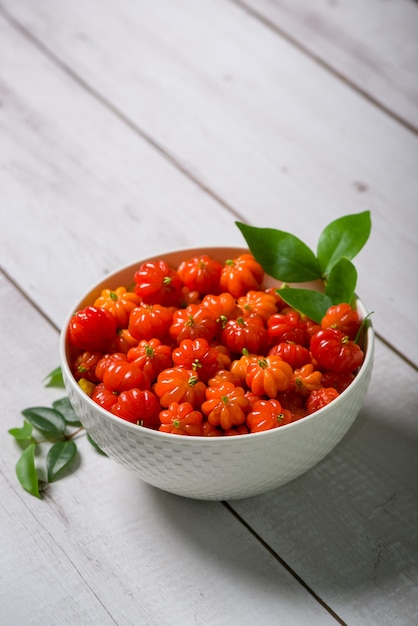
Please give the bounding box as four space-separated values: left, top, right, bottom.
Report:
16 444 40 498
87 433 107 456
279 287 333 323
47 440 77 482
44 366 65 388
236 222 321 282
325 257 358 305
317 211 371 277
21 407 66 434
52 397 81 426
8 420 33 441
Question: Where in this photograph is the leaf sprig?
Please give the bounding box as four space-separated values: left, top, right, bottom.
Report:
236 211 371 322
9 369 105 498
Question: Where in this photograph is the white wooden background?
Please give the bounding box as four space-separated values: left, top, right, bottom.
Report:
1 1 417 624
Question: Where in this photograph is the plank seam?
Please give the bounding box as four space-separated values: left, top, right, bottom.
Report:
222 501 348 625
3 256 417 372
0 266 60 333
229 0 418 136
3 251 416 618
374 331 418 373
0 5 248 227
4 471 120 625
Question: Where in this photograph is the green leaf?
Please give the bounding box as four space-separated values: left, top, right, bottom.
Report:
52 397 81 426
8 420 33 441
44 366 65 388
21 407 66 435
16 444 40 498
47 440 77 482
354 311 374 345
236 222 321 282
317 211 371 277
325 257 358 305
87 433 107 456
279 287 333 323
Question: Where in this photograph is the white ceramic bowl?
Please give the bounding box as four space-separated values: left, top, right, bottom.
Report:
60 247 374 500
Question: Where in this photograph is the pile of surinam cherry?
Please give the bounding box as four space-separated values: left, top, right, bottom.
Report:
67 253 365 436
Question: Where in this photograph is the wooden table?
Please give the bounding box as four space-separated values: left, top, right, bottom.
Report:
1 1 417 624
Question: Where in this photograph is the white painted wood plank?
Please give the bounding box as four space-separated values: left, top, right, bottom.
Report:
237 0 418 131
1 0 417 367
231 337 418 625
0 3 416 624
0 272 338 625
1 472 119 626
0 14 244 330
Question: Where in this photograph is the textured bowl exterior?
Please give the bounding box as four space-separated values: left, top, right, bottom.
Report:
60 247 374 500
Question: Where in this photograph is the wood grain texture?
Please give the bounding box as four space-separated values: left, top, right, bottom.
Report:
1 0 417 623
0 15 244 328
236 0 418 131
231 336 418 625
0 272 339 625
1 0 417 366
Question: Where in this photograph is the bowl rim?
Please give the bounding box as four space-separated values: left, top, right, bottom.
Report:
59 246 374 444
